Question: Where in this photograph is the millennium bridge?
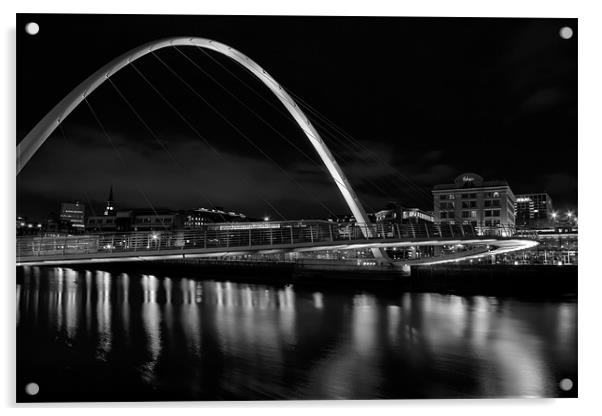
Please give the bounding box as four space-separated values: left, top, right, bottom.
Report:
16 221 537 268
17 36 538 272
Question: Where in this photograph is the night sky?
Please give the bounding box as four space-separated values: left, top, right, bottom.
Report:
16 14 577 221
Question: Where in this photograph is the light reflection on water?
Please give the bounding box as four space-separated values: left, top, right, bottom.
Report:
17 266 577 401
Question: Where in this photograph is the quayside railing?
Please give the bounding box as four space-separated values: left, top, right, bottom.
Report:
16 220 516 260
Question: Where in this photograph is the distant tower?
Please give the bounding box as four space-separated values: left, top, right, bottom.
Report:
104 185 116 216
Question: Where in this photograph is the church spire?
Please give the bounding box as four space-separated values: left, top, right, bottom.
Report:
104 185 116 216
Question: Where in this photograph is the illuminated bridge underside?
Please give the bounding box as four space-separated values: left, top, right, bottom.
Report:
17 37 382 256
16 236 538 267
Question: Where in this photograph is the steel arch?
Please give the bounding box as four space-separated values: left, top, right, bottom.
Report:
17 37 384 258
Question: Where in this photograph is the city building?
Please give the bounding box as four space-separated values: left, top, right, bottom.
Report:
59 202 86 233
552 210 578 232
132 209 184 231
16 216 43 235
493 227 578 265
374 203 434 225
401 208 434 224
86 186 118 232
44 212 60 234
432 173 516 233
86 213 118 232
87 209 184 232
104 185 116 216
515 193 554 228
184 207 247 228
87 205 250 233
328 213 376 224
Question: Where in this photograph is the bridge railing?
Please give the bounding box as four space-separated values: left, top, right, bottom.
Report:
16 220 509 260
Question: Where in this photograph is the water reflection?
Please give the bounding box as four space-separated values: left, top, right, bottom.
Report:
140 275 161 383
95 271 112 360
16 267 577 401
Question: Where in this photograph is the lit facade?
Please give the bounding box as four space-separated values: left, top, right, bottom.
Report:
59 202 86 233
87 209 183 232
514 193 554 228
374 203 434 225
494 228 577 265
16 216 43 235
87 206 249 233
133 212 183 231
432 173 516 231
86 215 117 232
184 207 247 228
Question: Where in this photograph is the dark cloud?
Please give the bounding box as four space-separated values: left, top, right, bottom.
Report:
17 15 577 221
520 88 569 114
17 124 353 219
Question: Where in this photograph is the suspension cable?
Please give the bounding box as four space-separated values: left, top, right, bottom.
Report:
106 77 229 222
285 88 436 202
57 123 102 232
83 97 170 230
186 47 407 213
128 61 287 221
172 46 378 215
192 46 433 208
173 46 350 192
151 50 341 219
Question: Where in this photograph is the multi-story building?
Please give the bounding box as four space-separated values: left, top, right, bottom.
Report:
327 213 376 224
514 193 554 228
59 202 86 233
184 207 247 228
16 216 43 235
87 204 250 233
132 210 184 231
86 214 118 232
374 203 434 225
432 173 516 233
496 227 578 265
401 208 434 224
88 209 184 232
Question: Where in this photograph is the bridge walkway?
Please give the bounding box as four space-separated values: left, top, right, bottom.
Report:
17 220 517 265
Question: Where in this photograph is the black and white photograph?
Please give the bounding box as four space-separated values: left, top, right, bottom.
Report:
14 12 578 403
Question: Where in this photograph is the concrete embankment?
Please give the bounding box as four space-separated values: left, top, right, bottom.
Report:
409 264 577 297
67 258 404 285
57 259 578 297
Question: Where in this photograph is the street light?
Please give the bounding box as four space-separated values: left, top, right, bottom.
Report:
567 211 573 218
263 216 270 222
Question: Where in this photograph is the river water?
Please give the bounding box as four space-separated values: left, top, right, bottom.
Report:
16 266 577 401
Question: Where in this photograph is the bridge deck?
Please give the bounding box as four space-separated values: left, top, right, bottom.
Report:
17 220 522 266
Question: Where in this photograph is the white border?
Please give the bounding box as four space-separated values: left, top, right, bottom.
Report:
3 1 601 414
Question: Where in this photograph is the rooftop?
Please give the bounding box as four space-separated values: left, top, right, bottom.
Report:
432 172 510 191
